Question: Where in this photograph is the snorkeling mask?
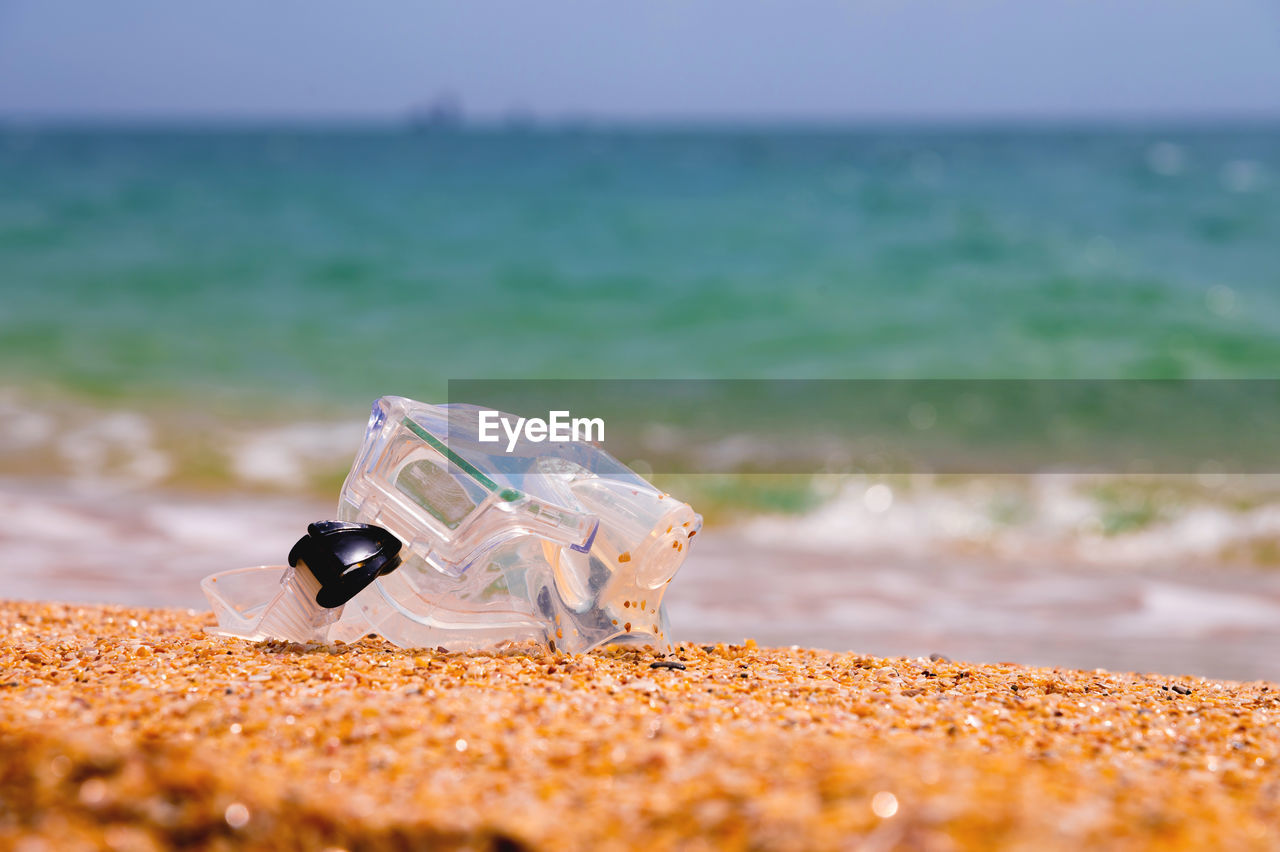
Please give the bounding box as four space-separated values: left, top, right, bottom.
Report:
203 396 701 652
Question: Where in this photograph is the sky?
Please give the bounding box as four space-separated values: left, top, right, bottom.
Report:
0 0 1278 122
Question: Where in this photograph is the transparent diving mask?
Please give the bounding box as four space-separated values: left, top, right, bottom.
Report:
202 396 702 653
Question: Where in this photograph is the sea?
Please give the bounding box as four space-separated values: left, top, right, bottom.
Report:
3 122 1280 679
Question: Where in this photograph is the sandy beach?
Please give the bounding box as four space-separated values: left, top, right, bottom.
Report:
4 599 1279 851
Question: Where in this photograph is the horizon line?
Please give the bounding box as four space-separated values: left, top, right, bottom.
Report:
4 108 1280 133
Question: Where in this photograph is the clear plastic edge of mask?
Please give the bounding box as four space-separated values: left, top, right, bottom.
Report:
203 396 702 653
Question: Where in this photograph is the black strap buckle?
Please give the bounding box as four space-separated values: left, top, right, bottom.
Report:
288 521 403 609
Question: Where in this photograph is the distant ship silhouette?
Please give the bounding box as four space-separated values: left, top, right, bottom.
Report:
406 94 464 131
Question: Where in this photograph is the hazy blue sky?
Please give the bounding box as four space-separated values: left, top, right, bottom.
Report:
1 0 1277 121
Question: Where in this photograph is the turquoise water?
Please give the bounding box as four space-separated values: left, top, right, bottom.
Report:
3 123 1279 417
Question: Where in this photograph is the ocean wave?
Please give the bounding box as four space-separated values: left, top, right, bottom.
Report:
740 473 1280 568
4 389 1279 571
0 388 361 495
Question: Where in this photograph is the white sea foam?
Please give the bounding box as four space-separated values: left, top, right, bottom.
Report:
0 388 362 492
0 389 55 451
741 474 1280 569
229 421 363 487
1113 582 1280 638
55 410 172 487
0 478 327 608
